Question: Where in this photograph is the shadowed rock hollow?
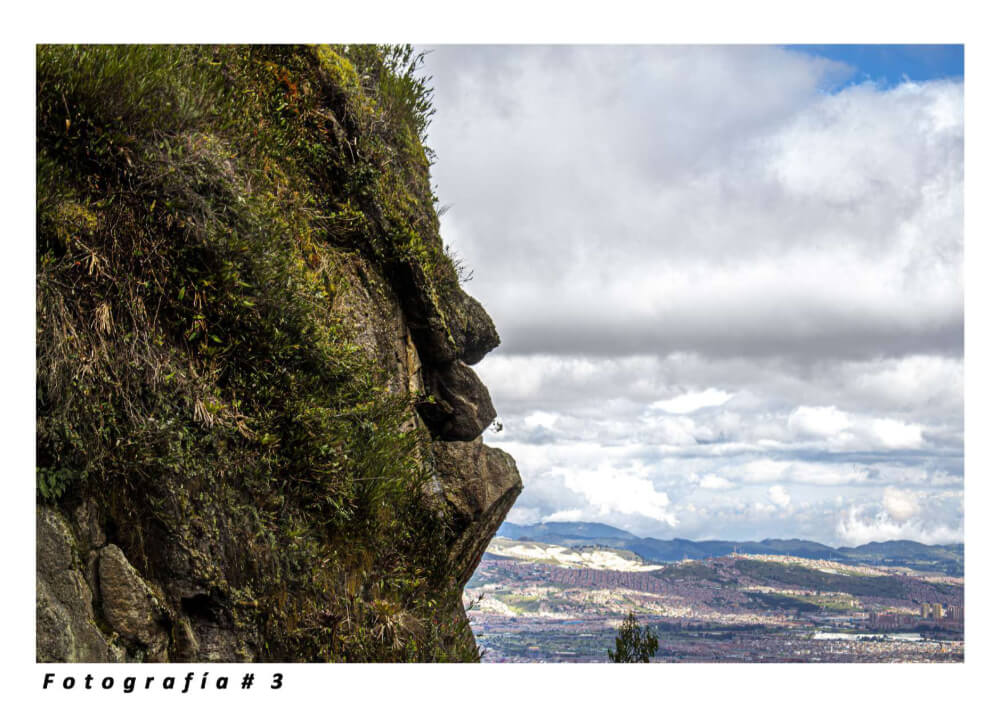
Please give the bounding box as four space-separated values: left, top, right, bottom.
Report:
36 45 521 662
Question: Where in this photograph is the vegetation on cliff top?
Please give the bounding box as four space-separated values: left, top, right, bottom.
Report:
37 44 477 661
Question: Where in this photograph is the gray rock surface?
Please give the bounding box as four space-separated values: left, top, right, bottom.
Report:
98 545 170 661
36 506 117 662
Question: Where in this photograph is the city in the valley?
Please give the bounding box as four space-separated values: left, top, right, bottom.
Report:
464 523 963 662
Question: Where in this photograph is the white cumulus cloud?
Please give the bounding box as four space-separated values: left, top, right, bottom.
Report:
700 474 735 490
835 505 962 547
788 406 852 438
769 485 792 508
558 464 677 526
882 487 920 522
870 418 924 449
651 388 734 414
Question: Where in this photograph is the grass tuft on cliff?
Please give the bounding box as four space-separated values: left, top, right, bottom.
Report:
37 44 476 661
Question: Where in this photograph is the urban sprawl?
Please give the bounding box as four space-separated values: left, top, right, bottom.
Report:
465 539 963 662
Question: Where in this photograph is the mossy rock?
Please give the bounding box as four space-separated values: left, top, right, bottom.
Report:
36 44 520 662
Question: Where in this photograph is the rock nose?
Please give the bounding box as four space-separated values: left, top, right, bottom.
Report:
417 360 498 442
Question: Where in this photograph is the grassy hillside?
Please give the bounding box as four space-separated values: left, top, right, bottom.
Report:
732 559 961 603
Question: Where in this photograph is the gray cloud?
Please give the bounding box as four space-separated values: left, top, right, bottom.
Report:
421 46 963 545
425 45 962 363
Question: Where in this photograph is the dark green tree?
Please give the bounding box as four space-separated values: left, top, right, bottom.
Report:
608 611 659 663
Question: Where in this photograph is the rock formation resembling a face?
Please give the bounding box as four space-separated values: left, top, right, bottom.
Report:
35 44 522 663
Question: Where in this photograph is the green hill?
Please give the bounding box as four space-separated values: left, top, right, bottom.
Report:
496 523 963 574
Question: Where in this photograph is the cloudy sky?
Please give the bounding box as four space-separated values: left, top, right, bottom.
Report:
421 45 964 547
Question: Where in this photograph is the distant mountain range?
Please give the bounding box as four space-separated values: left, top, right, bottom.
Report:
496 522 964 576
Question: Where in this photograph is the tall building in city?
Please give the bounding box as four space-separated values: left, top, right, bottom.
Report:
932 603 944 620
921 603 932 619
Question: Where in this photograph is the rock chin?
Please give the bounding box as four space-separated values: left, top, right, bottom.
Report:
430 439 523 586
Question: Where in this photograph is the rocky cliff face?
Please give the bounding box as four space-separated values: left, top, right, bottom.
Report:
36 45 521 662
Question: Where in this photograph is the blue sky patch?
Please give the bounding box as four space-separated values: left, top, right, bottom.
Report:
786 44 964 89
